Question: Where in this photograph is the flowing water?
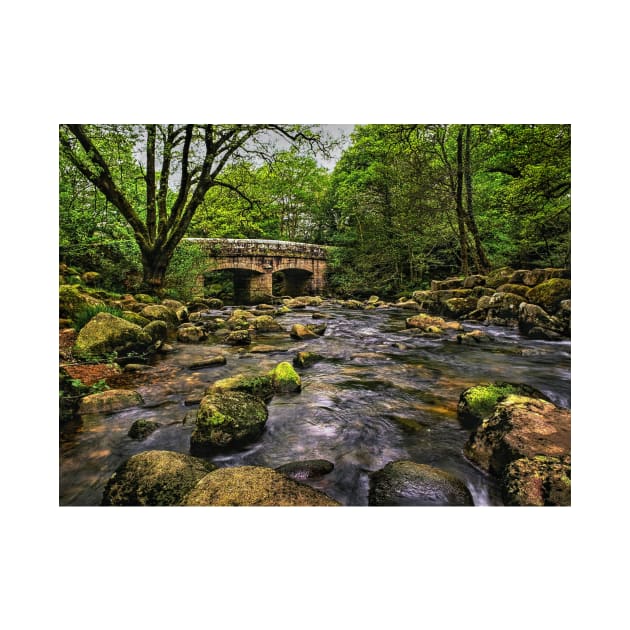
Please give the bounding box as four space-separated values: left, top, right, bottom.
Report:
59 303 571 506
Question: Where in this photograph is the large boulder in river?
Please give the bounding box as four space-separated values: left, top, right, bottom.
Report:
181 466 340 506
526 278 571 314
485 292 524 321
464 395 571 478
518 303 565 340
140 304 179 328
208 373 275 402
457 382 550 429
190 390 268 454
101 450 216 506
290 323 319 340
177 324 207 343
78 388 143 415
73 312 153 359
368 460 473 506
442 296 478 318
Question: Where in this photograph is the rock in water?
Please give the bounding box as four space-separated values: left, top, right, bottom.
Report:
275 459 334 480
78 389 144 415
190 391 268 454
457 382 550 429
368 460 473 506
181 466 340 506
101 450 216 506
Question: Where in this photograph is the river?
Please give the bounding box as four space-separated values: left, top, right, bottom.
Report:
59 302 571 506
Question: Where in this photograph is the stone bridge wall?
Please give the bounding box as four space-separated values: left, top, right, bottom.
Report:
183 238 329 303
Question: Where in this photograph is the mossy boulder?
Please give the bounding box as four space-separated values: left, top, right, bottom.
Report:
128 419 160 440
206 298 224 309
181 466 340 506
464 395 571 477
121 311 151 327
293 351 324 368
78 388 144 415
101 450 216 506
486 292 525 320
225 329 251 346
502 455 571 506
457 382 550 429
485 267 515 288
518 303 564 339
269 361 301 393
430 277 464 291
250 315 283 332
59 284 104 319
141 304 179 328
190 391 268 454
526 278 571 314
208 373 275 403
496 283 531 298
73 312 152 359
134 293 158 304
275 459 335 481
442 296 478 318
143 319 168 344
368 460 473 506
177 325 207 343
462 274 486 289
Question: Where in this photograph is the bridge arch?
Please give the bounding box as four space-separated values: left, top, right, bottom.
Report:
185 238 328 304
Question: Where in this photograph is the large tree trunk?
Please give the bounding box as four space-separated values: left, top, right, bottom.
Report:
463 125 490 273
140 248 173 293
456 127 469 276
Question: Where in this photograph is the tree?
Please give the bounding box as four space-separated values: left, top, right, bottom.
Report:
59 124 331 292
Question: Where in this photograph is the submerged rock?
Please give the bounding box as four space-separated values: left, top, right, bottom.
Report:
368 460 473 506
101 450 216 506
190 391 268 454
293 351 323 368
181 466 340 506
128 419 160 440
189 355 227 369
78 388 144 415
275 459 335 481
177 325 207 343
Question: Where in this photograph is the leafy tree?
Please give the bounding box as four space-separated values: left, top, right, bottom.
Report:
59 124 331 293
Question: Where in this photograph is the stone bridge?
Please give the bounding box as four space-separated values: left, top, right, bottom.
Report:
184 238 329 303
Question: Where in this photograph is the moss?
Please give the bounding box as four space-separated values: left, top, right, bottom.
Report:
210 373 274 402
526 278 571 313
269 361 302 393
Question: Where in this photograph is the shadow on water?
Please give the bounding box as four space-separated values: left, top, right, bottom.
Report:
60 304 570 506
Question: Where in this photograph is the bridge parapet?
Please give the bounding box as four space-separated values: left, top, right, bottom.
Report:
185 238 328 260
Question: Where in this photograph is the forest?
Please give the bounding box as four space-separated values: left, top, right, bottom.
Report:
59 123 571 509
59 124 570 301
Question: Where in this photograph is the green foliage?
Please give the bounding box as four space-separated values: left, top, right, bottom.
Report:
59 373 110 423
163 241 207 301
72 304 124 331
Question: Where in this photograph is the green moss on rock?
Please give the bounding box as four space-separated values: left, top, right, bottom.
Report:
209 373 274 402
457 382 549 429
181 466 340 506
101 450 216 506
526 278 571 313
191 391 268 454
268 361 302 393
